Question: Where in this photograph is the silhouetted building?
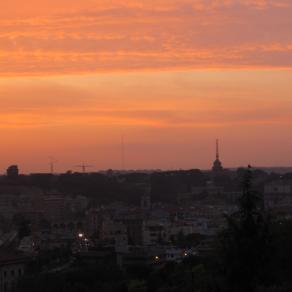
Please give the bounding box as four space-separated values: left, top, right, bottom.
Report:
44 193 68 222
0 252 30 292
141 195 151 210
120 216 144 246
212 139 223 174
6 165 19 179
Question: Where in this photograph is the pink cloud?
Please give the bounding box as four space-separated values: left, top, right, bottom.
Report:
0 0 291 75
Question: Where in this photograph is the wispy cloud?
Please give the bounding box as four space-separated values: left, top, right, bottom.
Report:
0 0 291 75
1 81 291 129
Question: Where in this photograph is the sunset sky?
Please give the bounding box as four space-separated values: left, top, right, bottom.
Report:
0 0 292 173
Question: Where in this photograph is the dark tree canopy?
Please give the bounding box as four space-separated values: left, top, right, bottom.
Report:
220 167 271 292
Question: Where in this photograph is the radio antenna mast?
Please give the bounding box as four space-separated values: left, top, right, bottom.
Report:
121 135 125 170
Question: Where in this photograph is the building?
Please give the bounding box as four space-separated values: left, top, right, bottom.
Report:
212 139 223 174
143 220 166 245
18 236 36 254
115 231 129 253
43 193 69 222
117 246 165 268
119 215 144 246
100 218 127 243
141 195 151 210
0 195 17 220
191 181 224 196
165 247 195 263
76 247 115 265
0 252 30 292
264 180 292 195
85 208 102 236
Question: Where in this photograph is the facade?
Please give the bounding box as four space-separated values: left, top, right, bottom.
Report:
0 253 30 292
192 182 224 196
100 218 127 242
18 236 36 254
141 195 151 210
43 194 69 222
143 221 165 245
115 232 129 253
165 247 195 263
120 216 144 246
264 180 292 195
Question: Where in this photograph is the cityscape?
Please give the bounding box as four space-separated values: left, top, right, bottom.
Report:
1 1 292 292
0 140 292 292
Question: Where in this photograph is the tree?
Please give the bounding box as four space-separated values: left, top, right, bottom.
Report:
128 280 147 292
13 213 31 239
220 166 271 292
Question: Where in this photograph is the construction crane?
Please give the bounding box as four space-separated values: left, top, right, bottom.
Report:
75 164 94 173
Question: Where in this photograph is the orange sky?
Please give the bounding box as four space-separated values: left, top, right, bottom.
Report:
0 0 292 173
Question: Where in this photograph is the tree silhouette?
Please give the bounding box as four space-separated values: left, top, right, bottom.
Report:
220 166 271 292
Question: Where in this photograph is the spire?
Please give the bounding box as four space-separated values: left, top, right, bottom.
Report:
212 139 223 173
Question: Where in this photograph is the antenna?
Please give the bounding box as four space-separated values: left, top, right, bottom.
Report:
216 139 220 160
75 163 94 173
48 156 58 174
121 134 125 170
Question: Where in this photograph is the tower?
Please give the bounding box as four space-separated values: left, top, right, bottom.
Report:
212 139 223 173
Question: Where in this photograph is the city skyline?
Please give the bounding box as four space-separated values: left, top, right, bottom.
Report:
1 137 292 174
1 1 292 173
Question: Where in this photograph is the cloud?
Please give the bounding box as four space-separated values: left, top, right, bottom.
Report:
1 90 291 129
0 0 291 75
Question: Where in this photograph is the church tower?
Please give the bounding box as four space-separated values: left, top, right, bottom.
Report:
212 139 223 173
